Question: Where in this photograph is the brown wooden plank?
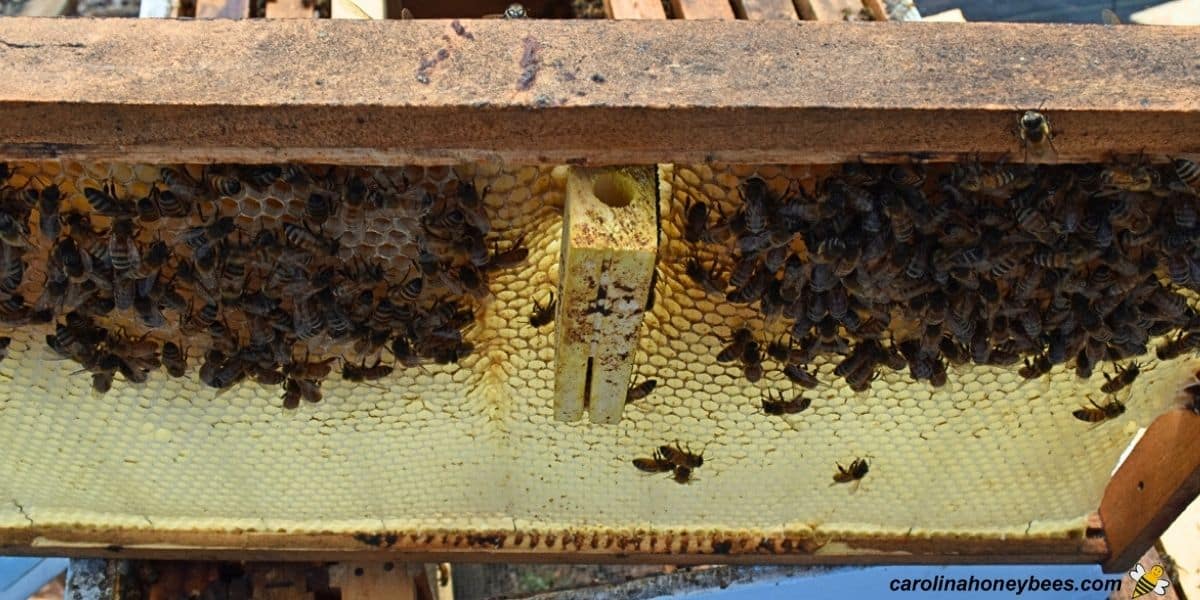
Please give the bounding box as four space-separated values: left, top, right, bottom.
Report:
672 0 735 19
265 0 315 18
604 0 668 18
1100 409 1200 573
0 524 1108 564
0 19 1198 166
195 0 249 18
795 0 860 20
733 0 798 19
861 0 887 20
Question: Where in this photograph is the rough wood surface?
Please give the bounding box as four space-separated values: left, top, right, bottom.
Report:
1100 410 1200 573
733 0 797 19
603 0 668 18
671 0 735 19
0 19 1198 166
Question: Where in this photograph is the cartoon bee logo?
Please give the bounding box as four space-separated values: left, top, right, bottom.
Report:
1129 562 1170 598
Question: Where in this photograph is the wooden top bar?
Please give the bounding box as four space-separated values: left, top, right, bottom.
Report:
0 18 1197 165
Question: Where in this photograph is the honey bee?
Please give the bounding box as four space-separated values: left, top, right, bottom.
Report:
683 197 710 243
1016 105 1056 161
305 191 337 226
390 336 425 369
342 359 394 382
280 378 303 410
1072 397 1126 423
1100 362 1141 394
1172 158 1199 192
282 221 340 256
741 340 764 382
204 168 243 197
761 390 811 416
659 441 704 469
0 210 30 248
35 182 62 240
486 234 529 271
632 450 674 473
671 466 694 484
180 211 237 250
832 458 870 485
1157 332 1200 361
782 362 819 389
0 336 9 363
107 218 140 274
625 378 657 403
161 342 188 378
84 182 134 217
685 257 725 296
717 327 754 363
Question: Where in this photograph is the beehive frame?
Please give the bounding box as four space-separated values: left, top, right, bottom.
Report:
0 17 1199 573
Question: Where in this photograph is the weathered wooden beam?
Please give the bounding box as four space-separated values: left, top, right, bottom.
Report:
733 0 799 19
604 0 668 19
0 18 1197 166
1100 409 1200 573
672 0 735 19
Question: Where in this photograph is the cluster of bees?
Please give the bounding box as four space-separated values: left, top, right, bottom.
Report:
0 163 527 408
682 154 1200 428
633 442 705 484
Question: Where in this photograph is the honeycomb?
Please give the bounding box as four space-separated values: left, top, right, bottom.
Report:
0 158 1194 555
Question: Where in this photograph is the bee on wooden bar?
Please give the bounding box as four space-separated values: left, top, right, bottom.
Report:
761 390 810 416
522 292 554 329
1072 397 1126 423
1100 361 1141 394
832 458 870 485
1016 105 1056 162
625 378 657 404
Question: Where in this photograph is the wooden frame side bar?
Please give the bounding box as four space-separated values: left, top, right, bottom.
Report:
0 19 1198 166
0 526 1107 565
1100 409 1200 573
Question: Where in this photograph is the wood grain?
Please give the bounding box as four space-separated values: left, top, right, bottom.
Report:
604 0 668 18
671 0 735 19
733 0 797 19
0 19 1198 166
1100 410 1200 572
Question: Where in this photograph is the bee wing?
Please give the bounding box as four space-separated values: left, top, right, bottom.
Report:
1101 8 1121 25
1130 564 1146 580
1153 578 1170 594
